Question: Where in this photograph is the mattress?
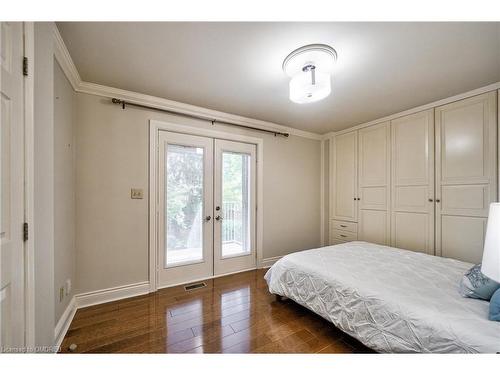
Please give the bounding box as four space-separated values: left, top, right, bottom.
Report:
265 241 500 353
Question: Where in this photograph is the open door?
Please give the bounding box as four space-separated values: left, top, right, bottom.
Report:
1 22 26 351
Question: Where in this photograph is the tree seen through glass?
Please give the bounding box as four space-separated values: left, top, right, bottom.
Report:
165 145 250 266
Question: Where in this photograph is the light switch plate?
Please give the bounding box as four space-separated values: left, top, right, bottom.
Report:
131 188 144 199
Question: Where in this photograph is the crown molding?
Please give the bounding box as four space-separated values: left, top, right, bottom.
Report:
77 81 323 140
52 24 500 142
328 82 500 138
52 25 81 91
52 25 322 141
321 131 335 140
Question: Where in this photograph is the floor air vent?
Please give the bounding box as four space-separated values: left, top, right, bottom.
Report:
184 282 207 291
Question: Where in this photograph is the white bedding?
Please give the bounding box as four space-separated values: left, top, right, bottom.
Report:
265 241 500 353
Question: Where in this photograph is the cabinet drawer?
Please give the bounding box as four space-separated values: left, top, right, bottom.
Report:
330 229 357 242
331 220 358 233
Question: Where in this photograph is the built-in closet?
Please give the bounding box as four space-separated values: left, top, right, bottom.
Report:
329 91 498 264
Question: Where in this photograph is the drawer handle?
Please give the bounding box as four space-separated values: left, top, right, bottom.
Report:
340 234 347 238
340 225 347 228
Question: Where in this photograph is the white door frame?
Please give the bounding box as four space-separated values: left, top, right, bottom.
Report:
148 119 264 292
22 22 35 348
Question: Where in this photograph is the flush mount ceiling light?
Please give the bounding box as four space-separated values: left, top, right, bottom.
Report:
282 44 337 104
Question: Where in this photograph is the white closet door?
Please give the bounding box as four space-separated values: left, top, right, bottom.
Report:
331 131 358 222
358 122 391 245
435 92 497 264
391 110 435 254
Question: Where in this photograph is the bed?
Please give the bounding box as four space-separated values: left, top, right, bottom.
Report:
264 241 500 353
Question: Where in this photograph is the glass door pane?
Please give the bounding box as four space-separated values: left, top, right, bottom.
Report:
157 131 213 288
165 144 204 267
214 139 256 276
221 152 251 257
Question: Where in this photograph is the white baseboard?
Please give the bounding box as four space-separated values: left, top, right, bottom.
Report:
260 256 282 269
53 281 150 349
75 281 150 309
56 266 288 347
54 296 77 349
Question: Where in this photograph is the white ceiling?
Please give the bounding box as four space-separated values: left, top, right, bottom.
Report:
57 22 500 134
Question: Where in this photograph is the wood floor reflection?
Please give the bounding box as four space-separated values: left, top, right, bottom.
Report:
60 269 373 353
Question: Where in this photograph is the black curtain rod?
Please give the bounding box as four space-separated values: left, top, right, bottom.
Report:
111 98 290 138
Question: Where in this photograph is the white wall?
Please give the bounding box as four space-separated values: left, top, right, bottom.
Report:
53 60 76 323
34 22 55 347
75 92 322 294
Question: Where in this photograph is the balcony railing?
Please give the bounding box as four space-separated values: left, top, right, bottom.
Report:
222 202 242 244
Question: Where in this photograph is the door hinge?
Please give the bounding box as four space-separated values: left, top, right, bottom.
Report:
23 222 28 242
23 57 28 76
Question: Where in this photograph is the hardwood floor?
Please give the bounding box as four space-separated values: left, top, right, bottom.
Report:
59 269 373 354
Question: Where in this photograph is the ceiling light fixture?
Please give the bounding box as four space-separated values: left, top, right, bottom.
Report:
282 44 337 104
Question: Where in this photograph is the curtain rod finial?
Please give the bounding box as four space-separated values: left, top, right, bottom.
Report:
111 98 126 109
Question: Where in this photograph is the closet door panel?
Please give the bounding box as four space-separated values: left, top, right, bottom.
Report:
358 124 389 186
394 185 428 213
358 210 389 245
441 184 490 215
440 101 489 182
332 131 358 222
393 212 430 252
358 122 390 245
360 187 387 210
435 91 497 262
391 110 434 254
441 216 487 264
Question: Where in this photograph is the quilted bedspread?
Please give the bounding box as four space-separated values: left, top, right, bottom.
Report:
264 241 500 353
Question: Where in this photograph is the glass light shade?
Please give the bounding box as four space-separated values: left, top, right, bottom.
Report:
289 70 331 104
481 203 500 282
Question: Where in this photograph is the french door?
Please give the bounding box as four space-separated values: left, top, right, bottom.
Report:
157 131 257 287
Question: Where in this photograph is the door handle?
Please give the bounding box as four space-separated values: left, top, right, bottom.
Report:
215 215 223 221
428 199 434 202
435 199 441 203
205 216 212 222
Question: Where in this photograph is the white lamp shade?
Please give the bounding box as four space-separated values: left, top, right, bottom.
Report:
289 71 331 104
481 203 500 282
